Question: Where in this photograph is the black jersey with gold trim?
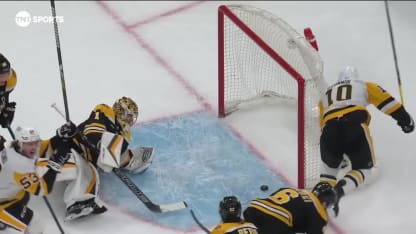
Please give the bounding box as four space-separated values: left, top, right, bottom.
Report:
74 104 130 165
211 221 258 234
0 68 17 113
244 187 328 234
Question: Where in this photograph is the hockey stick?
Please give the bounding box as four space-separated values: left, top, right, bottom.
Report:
50 0 70 121
384 0 405 105
7 126 66 234
190 209 210 233
51 103 187 213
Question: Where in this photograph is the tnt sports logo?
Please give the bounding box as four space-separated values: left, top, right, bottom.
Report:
15 10 64 27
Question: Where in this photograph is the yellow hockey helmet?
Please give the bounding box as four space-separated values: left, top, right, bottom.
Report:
112 97 138 127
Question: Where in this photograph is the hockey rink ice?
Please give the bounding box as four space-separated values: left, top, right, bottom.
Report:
101 111 287 230
1 1 416 234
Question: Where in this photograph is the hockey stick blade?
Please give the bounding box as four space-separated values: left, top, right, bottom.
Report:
112 168 187 213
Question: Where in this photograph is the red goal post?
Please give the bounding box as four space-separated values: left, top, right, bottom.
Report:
218 5 327 189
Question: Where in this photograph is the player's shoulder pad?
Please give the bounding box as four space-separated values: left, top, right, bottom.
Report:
366 81 387 93
6 69 17 92
93 103 116 123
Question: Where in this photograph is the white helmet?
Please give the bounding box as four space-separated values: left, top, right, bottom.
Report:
338 66 359 82
15 126 40 143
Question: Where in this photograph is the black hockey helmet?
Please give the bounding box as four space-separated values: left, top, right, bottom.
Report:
219 196 242 222
312 182 337 207
0 53 10 74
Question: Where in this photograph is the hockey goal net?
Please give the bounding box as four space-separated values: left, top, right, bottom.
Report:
218 5 327 189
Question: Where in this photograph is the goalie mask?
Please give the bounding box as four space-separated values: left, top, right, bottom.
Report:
219 196 242 222
113 97 138 127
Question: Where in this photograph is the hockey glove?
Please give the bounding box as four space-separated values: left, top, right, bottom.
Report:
48 148 71 172
0 135 5 151
56 121 77 140
398 116 414 133
0 102 16 128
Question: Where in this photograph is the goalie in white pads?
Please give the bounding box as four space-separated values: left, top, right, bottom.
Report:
71 96 155 174
314 66 414 215
0 127 71 234
53 97 155 220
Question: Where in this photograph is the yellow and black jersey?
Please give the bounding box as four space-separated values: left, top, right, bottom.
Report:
211 221 258 234
75 104 130 165
0 68 17 113
245 188 327 234
319 80 407 128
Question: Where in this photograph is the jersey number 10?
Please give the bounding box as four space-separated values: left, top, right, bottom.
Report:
325 84 352 105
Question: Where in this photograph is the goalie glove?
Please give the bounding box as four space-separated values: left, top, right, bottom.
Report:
123 147 155 174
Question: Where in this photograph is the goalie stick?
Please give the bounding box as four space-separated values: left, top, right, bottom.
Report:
51 103 187 213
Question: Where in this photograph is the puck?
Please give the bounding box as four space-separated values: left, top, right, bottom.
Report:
260 185 269 191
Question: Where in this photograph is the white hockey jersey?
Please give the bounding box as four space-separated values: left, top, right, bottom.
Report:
319 79 402 127
0 145 53 202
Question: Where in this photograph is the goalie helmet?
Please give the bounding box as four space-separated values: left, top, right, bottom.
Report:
338 66 358 82
219 196 242 222
312 182 337 207
112 97 138 127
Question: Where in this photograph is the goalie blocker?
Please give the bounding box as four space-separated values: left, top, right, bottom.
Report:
98 132 155 173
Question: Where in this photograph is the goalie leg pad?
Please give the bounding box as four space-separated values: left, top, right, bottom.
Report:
123 147 155 174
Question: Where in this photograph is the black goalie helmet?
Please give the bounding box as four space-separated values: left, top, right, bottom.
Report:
219 196 242 222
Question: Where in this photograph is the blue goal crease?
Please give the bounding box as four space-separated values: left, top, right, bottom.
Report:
100 111 287 230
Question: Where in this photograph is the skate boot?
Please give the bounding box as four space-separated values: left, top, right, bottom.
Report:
65 198 107 221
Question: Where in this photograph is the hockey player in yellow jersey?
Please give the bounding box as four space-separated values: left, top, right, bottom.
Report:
243 183 337 234
69 96 155 174
0 53 17 128
211 196 258 234
0 127 71 234
54 97 155 220
315 66 414 214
